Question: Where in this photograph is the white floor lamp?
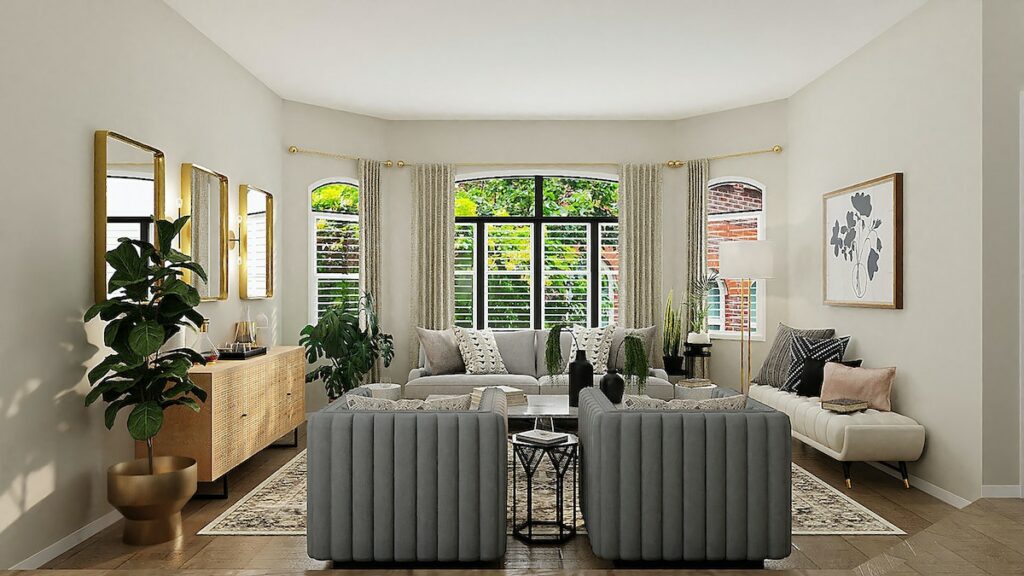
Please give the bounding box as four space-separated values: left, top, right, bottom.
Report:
719 240 775 394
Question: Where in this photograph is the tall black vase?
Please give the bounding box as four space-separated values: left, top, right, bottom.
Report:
568 349 593 407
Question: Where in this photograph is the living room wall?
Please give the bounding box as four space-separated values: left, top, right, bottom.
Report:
281 101 789 408
0 0 283 568
786 0 984 502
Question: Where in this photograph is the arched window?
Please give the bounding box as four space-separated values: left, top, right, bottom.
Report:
706 178 765 337
454 175 619 329
310 180 359 321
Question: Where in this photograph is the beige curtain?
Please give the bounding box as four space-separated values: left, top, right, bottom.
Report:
686 158 710 336
618 163 663 328
359 159 383 381
412 164 455 361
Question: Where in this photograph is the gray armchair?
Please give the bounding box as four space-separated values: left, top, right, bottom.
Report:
306 387 508 563
578 387 792 562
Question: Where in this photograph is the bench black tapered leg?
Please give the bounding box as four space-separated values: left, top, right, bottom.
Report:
841 461 852 489
898 461 910 489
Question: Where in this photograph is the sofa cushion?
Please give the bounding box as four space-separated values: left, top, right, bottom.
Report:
608 326 657 370
492 329 538 376
415 327 465 375
749 383 918 455
346 394 472 411
621 394 747 411
754 323 836 388
567 325 615 373
781 335 850 392
453 327 508 375
535 329 572 376
404 374 540 399
821 363 896 411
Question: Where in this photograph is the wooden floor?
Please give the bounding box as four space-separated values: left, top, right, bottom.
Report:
35 428 1024 575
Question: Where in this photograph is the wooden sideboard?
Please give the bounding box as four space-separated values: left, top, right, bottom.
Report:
137 346 306 486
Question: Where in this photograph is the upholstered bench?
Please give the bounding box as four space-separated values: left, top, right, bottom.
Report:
748 383 925 488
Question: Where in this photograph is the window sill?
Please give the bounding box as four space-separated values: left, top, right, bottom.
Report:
710 332 766 343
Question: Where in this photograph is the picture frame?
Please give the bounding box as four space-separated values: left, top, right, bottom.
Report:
822 173 903 309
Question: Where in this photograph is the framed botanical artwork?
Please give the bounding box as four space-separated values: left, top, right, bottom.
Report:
823 173 903 308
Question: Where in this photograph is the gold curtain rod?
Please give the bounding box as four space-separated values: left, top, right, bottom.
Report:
286 144 783 169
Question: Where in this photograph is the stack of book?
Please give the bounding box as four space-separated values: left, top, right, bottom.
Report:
821 398 869 413
471 385 526 408
517 429 570 446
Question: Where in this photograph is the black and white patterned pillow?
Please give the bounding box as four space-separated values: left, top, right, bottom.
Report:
453 327 508 375
781 335 850 392
754 323 836 388
565 325 615 374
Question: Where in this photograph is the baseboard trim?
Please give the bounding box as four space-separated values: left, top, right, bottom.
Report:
10 509 121 569
981 484 1023 498
866 462 972 509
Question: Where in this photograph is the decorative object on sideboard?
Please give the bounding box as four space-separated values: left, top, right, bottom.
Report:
719 239 776 393
685 272 719 346
190 318 220 363
299 292 395 401
216 344 267 360
824 173 903 309
662 289 685 374
84 216 208 545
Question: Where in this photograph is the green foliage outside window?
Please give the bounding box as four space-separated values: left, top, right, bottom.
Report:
311 182 359 214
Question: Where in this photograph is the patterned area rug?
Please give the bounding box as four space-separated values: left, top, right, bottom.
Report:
198 449 903 536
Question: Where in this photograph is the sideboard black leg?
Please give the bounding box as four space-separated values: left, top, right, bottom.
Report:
195 475 228 499
841 461 852 489
272 427 299 448
898 461 910 489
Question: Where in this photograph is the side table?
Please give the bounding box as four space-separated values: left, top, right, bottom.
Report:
684 342 712 380
510 433 578 543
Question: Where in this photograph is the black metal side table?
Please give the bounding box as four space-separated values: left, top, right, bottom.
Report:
510 433 579 543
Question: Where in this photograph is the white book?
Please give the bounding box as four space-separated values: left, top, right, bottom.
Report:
517 429 569 446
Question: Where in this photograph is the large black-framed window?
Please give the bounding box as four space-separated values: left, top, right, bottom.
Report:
454 175 619 330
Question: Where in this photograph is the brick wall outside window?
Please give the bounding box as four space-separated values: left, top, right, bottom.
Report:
706 180 764 333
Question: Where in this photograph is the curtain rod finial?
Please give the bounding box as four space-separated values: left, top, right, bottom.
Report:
772 145 783 153
287 146 298 154
397 160 406 168
384 160 393 167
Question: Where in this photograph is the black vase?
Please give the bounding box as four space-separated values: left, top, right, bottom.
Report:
568 349 593 407
663 355 685 375
600 369 625 404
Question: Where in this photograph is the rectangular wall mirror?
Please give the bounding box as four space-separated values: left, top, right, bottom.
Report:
180 163 229 301
94 130 165 304
239 184 274 299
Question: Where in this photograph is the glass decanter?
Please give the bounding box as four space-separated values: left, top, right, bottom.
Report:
191 319 220 363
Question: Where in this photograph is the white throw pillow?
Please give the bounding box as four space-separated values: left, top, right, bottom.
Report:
565 325 615 374
346 394 472 411
453 327 508 375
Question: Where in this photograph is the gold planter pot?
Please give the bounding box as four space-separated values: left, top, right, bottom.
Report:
107 455 197 545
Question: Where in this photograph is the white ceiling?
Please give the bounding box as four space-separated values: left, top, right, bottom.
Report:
164 0 926 120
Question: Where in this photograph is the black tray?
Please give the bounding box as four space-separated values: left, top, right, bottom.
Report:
217 346 267 360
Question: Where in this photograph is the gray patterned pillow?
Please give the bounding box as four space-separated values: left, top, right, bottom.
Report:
453 327 508 375
565 325 615 373
754 323 836 388
622 394 747 411
346 394 472 411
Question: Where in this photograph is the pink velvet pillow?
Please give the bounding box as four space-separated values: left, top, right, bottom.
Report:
820 363 896 411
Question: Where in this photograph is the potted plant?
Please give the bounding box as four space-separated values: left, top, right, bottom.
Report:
662 290 685 374
686 272 720 345
545 324 594 407
83 216 209 545
299 292 395 401
601 335 650 402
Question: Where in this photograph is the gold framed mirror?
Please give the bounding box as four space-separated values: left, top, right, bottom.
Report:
239 184 274 299
180 164 229 301
94 130 165 304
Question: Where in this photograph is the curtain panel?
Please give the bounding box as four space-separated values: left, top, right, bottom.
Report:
358 159 383 380
685 158 710 334
412 164 455 362
618 163 663 329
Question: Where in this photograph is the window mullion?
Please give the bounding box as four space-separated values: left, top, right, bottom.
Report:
532 176 543 329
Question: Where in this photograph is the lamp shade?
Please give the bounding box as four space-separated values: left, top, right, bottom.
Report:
719 240 776 279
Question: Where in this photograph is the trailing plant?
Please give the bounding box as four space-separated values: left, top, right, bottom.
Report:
545 324 581 378
84 216 209 475
300 292 395 400
663 290 684 357
686 272 720 334
610 335 650 394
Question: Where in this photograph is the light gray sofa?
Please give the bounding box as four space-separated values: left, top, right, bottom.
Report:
307 387 508 563
406 328 676 399
578 387 792 563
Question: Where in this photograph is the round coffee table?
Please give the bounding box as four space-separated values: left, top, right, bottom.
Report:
510 433 579 543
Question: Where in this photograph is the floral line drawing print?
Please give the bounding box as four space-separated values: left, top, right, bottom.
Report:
829 191 882 298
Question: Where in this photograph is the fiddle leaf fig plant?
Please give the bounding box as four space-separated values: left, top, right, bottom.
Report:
299 292 395 400
84 216 209 474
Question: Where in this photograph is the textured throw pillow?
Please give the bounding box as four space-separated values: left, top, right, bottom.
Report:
821 363 896 411
416 327 465 375
622 394 747 411
796 358 863 398
754 323 836 388
565 325 615 373
346 394 472 411
608 326 657 371
453 327 508 375
781 335 851 392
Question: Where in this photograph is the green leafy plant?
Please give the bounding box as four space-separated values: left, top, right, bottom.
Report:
545 324 581 378
687 272 720 334
84 216 209 474
663 290 684 357
299 292 395 400
609 335 650 394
